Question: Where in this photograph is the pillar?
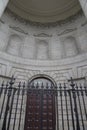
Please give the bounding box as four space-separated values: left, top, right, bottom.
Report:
79 0 87 18
0 0 9 18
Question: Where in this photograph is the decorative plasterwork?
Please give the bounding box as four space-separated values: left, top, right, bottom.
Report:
58 28 77 36
33 33 52 37
9 26 28 35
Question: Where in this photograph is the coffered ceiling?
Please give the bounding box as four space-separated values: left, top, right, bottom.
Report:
7 0 81 23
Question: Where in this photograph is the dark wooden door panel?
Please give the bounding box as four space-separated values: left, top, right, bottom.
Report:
24 90 56 130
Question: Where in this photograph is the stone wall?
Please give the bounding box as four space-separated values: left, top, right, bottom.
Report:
0 11 87 84
0 11 87 130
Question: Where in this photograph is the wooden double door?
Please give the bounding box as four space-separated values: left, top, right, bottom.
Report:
24 90 56 130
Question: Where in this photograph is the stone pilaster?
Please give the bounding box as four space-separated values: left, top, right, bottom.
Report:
79 0 87 18
0 0 9 18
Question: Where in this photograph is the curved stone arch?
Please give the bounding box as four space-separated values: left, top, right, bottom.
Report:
64 36 79 57
6 34 22 56
28 74 57 87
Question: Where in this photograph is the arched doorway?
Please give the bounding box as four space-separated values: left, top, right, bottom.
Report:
24 76 56 130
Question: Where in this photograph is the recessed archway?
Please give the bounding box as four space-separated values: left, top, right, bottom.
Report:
28 74 57 87
24 74 56 130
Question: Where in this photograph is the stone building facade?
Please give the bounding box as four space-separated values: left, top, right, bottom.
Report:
0 10 87 84
0 1 87 130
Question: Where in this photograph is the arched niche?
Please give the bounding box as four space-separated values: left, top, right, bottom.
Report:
22 36 35 59
25 74 56 130
78 32 87 53
6 34 22 56
36 39 49 60
28 74 57 87
50 37 62 60
0 24 9 51
64 36 79 57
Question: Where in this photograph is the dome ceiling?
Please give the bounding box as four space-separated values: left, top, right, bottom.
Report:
7 0 81 23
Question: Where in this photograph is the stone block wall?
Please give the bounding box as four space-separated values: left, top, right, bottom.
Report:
0 10 87 84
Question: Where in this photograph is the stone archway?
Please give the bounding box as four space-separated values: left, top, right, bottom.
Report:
28 74 57 87
24 75 56 130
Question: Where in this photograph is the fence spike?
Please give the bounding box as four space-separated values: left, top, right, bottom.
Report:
17 82 21 95
50 83 53 89
36 82 39 89
70 77 75 89
0 80 4 96
9 75 15 86
41 82 44 89
46 82 49 89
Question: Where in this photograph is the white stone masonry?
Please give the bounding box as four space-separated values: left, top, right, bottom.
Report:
0 0 9 18
79 0 87 18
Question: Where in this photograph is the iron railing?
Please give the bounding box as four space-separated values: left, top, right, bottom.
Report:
0 76 87 130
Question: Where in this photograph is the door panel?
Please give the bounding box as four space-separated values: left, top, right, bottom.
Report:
24 90 56 130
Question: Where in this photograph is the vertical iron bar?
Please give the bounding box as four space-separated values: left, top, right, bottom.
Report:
47 90 48 130
52 89 56 130
0 82 8 119
59 84 64 130
72 90 80 130
0 81 4 97
64 83 70 130
2 88 11 130
84 85 87 120
18 82 25 130
2 76 15 130
56 88 59 130
84 85 87 97
7 88 16 130
13 82 21 130
40 83 43 130
76 84 85 130
80 84 87 120
68 90 75 130
70 78 80 130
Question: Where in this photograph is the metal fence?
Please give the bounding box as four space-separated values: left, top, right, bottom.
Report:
0 76 87 130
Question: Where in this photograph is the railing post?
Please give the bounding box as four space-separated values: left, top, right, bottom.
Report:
0 81 5 119
70 77 80 130
2 75 15 130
